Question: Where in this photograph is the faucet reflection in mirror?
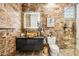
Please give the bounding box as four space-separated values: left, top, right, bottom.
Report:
37 19 43 36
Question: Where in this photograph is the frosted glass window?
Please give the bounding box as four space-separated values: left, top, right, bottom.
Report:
64 7 75 19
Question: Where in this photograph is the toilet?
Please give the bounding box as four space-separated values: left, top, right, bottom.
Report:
47 36 59 56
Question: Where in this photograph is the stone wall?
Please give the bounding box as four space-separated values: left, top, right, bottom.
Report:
0 3 76 56
22 3 75 49
0 4 21 55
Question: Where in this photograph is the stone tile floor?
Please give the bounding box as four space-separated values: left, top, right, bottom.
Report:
16 51 43 56
59 49 74 56
16 49 76 56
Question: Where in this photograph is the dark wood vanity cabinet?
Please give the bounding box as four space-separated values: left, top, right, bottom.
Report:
16 37 44 51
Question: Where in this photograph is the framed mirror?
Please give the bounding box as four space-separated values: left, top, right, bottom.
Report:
24 12 40 28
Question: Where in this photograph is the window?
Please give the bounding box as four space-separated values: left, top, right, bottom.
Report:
64 6 75 19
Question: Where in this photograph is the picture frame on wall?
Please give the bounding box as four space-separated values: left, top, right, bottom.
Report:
47 17 55 27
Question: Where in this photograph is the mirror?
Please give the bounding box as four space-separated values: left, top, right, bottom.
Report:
24 12 40 28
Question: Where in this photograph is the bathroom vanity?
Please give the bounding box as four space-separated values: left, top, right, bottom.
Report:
16 37 44 51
